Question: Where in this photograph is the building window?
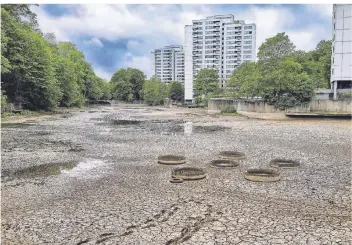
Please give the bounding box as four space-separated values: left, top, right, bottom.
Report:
227 46 237 49
243 45 252 49
227 32 236 35
243 50 251 54
244 41 251 44
244 26 252 30
226 36 236 40
227 27 236 30
226 55 237 59
243 55 252 59
244 36 252 39
244 31 252 34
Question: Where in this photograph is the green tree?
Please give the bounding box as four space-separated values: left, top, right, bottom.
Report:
1 8 61 110
1 4 39 31
226 62 260 98
114 80 133 101
1 29 11 75
260 56 315 109
257 32 295 62
142 76 167 105
110 68 145 101
1 5 109 110
167 81 184 102
54 56 83 107
194 68 219 96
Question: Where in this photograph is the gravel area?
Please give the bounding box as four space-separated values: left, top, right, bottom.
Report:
1 105 351 245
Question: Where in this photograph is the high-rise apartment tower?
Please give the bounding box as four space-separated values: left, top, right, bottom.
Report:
184 14 256 102
150 45 185 83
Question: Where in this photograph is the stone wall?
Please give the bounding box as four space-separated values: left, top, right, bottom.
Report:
208 98 352 113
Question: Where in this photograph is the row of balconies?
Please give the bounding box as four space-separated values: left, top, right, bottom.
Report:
193 31 203 35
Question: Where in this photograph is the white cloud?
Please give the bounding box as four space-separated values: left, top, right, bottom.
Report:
123 55 152 78
84 37 104 47
32 4 333 78
306 4 333 18
94 67 113 81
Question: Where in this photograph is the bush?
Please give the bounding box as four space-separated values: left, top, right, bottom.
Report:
338 92 352 100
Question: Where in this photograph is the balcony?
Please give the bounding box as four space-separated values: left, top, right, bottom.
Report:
192 31 203 36
193 46 203 50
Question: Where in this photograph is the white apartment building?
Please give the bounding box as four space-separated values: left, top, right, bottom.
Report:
184 14 256 102
150 45 184 83
331 4 352 100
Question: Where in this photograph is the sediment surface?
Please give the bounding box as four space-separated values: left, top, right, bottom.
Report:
1 106 351 244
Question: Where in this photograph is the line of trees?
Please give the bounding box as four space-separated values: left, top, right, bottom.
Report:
193 32 332 109
1 4 112 111
1 4 185 111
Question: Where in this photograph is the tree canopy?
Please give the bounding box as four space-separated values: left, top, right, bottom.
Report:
194 68 219 96
1 5 112 111
257 32 295 62
167 81 184 102
142 76 167 106
226 33 330 109
110 68 145 101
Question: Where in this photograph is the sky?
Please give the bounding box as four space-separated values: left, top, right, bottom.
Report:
31 4 333 81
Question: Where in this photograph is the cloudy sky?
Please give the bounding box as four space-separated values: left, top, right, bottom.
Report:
31 4 333 81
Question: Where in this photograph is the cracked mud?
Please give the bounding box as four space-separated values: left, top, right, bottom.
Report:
1 106 351 244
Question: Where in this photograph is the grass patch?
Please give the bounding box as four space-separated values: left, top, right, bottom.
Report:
219 107 241 116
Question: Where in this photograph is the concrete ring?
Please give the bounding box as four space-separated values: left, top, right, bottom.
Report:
209 159 239 168
219 151 246 160
169 178 184 183
244 168 280 182
171 167 206 180
157 155 186 165
269 158 300 168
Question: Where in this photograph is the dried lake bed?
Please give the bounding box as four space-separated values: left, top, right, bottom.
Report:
1 106 351 245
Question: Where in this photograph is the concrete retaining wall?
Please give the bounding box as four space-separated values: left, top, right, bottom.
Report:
208 98 352 114
309 100 352 113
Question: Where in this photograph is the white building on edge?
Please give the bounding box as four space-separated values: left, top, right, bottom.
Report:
184 14 256 102
331 4 352 100
150 45 184 83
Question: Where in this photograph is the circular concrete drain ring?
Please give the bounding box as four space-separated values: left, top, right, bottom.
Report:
219 151 246 160
209 159 239 168
157 155 186 165
244 169 280 182
172 167 206 180
169 178 183 183
269 158 300 168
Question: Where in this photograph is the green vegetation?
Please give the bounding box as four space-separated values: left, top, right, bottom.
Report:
1 4 112 112
167 81 184 102
226 32 331 109
338 92 352 100
142 76 168 106
110 68 145 101
219 107 240 116
194 68 220 97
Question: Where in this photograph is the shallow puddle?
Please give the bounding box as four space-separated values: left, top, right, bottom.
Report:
102 118 229 136
2 161 77 180
61 159 107 178
1 123 36 128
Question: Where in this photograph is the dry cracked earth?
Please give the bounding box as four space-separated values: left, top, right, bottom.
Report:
1 106 351 245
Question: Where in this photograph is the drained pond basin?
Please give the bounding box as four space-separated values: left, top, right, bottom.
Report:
1 105 351 245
